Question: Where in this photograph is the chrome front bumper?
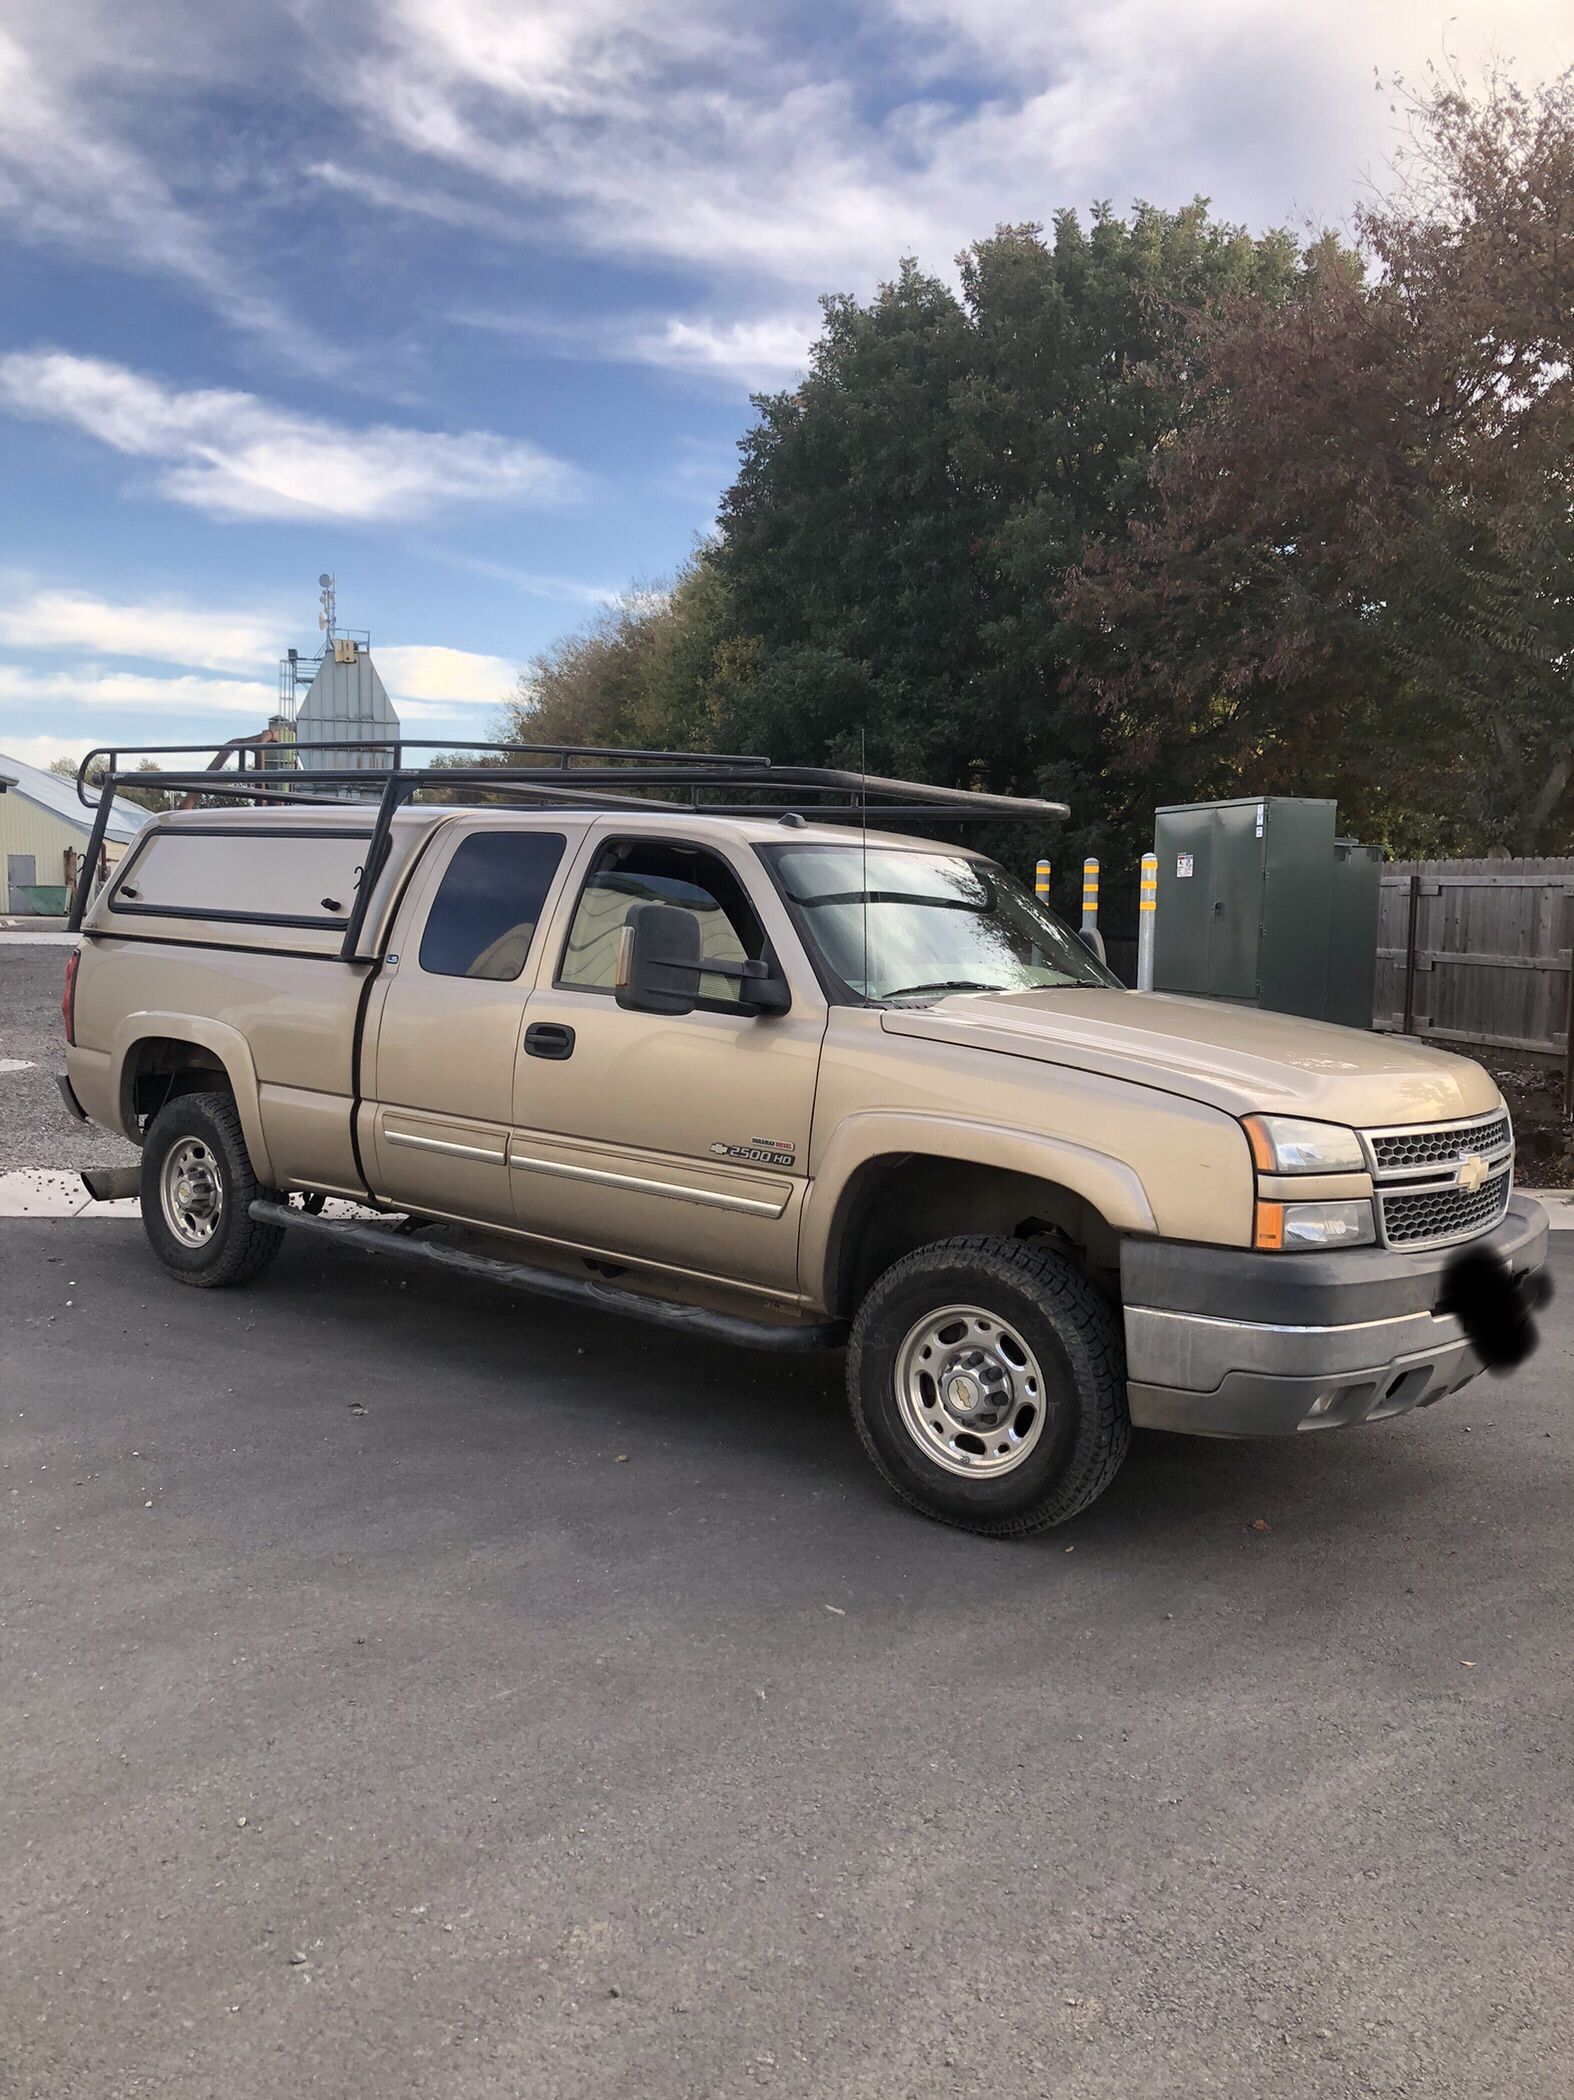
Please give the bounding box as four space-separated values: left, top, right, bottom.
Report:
1120 1196 1549 1438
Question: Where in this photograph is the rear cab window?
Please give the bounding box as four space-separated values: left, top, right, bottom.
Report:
418 830 567 981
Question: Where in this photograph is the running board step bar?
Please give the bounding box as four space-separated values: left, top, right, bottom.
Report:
248 1200 845 1353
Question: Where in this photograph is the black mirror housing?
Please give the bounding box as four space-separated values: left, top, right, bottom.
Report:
614 902 791 1017
615 903 704 1014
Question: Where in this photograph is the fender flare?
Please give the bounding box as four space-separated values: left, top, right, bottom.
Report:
111 1013 276 1185
801 1112 1159 1311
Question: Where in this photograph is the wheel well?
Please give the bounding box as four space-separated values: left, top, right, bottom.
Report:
122 1037 234 1138
828 1154 1121 1317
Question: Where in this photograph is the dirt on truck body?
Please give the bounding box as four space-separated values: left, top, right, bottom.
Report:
59 743 1549 1534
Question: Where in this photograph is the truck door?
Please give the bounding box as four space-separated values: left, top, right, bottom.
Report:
364 824 572 1225
507 832 826 1294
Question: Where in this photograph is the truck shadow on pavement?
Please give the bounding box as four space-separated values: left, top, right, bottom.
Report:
265 1235 1472 1563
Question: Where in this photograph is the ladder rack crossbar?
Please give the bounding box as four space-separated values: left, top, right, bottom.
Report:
66 738 1070 945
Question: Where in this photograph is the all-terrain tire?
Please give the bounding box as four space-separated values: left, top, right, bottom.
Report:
846 1235 1130 1536
140 1091 284 1287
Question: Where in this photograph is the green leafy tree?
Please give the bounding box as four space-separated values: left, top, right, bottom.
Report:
497 558 749 756
48 754 179 814
713 211 1313 884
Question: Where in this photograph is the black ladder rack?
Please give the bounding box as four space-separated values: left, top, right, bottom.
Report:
69 737 1070 954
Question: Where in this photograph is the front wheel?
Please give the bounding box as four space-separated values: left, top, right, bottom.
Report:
140 1091 284 1287
846 1236 1130 1536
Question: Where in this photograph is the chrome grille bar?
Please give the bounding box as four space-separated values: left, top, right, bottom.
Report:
1361 1107 1514 1252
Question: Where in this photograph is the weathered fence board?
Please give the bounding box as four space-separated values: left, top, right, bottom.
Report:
1375 858 1574 1110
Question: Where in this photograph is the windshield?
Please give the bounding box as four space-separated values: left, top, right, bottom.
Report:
761 844 1121 1002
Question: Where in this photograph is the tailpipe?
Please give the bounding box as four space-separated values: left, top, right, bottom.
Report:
80 1165 141 1203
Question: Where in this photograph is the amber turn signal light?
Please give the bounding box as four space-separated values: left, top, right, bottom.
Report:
1242 1115 1277 1173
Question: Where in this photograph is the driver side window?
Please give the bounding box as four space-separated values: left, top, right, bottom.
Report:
559 839 766 1005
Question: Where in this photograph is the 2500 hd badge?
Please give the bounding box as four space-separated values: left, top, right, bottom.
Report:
711 1138 798 1167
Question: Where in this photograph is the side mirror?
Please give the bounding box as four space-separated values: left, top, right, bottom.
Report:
615 903 703 1015
614 902 791 1017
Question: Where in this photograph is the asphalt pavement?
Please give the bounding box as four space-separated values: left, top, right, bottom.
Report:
4 933 1572 2097
3 1210 1571 2100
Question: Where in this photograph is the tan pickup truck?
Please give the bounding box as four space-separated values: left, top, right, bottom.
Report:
59 747 1548 1535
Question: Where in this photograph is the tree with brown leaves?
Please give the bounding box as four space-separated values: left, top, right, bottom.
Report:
1063 70 1573 856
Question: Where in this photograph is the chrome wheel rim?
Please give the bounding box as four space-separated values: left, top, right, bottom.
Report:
160 1137 224 1248
893 1303 1051 1478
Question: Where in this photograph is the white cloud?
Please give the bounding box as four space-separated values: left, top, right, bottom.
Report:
0 351 581 523
0 731 103 774
633 314 816 382
285 0 1568 387
0 588 281 674
0 664 277 716
457 302 817 389
0 640 521 748
487 569 621 608
377 644 517 705
5 1 1571 398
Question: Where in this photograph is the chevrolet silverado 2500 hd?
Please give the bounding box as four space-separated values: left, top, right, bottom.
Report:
59 745 1548 1535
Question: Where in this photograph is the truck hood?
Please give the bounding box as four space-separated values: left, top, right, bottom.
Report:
880 988 1502 1127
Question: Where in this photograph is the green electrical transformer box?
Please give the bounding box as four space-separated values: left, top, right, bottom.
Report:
1151 798 1381 1027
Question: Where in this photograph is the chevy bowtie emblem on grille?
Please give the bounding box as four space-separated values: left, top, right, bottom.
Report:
1457 1154 1490 1194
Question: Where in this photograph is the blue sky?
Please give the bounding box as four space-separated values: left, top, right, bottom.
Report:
1 0 1568 772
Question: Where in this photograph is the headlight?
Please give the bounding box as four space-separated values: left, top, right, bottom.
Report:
1255 1198 1376 1251
1243 1115 1366 1175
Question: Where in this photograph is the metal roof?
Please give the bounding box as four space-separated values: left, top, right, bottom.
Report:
0 752 149 842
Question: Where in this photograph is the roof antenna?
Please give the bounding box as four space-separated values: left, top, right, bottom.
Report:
860 724 870 1001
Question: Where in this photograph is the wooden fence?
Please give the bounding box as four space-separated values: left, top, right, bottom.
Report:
1375 859 1574 1105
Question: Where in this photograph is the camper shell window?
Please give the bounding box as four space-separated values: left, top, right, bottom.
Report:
107 828 375 929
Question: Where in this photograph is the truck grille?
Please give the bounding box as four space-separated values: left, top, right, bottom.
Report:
1362 1109 1514 1252
1380 1169 1512 1248
1368 1114 1511 1175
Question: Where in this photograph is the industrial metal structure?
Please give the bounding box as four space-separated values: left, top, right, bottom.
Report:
1150 797 1381 1026
276 575 400 792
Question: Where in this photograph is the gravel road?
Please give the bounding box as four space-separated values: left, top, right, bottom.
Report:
0 941 138 1172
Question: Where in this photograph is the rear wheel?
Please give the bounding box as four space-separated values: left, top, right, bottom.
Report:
140 1091 284 1287
846 1235 1130 1536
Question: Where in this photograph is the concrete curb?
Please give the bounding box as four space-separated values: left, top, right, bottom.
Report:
5 1164 1570 1226
0 1170 382 1221
0 1170 137 1217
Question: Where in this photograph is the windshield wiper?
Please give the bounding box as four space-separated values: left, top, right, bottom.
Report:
881 979 1000 1001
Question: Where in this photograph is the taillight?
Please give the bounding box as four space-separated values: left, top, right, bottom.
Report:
62 949 79 1046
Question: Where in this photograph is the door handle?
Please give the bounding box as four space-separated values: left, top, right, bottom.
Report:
524 1022 576 1060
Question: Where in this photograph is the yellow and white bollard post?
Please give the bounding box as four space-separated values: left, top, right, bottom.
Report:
1035 858 1052 905
1080 858 1106 962
1136 850 1158 990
